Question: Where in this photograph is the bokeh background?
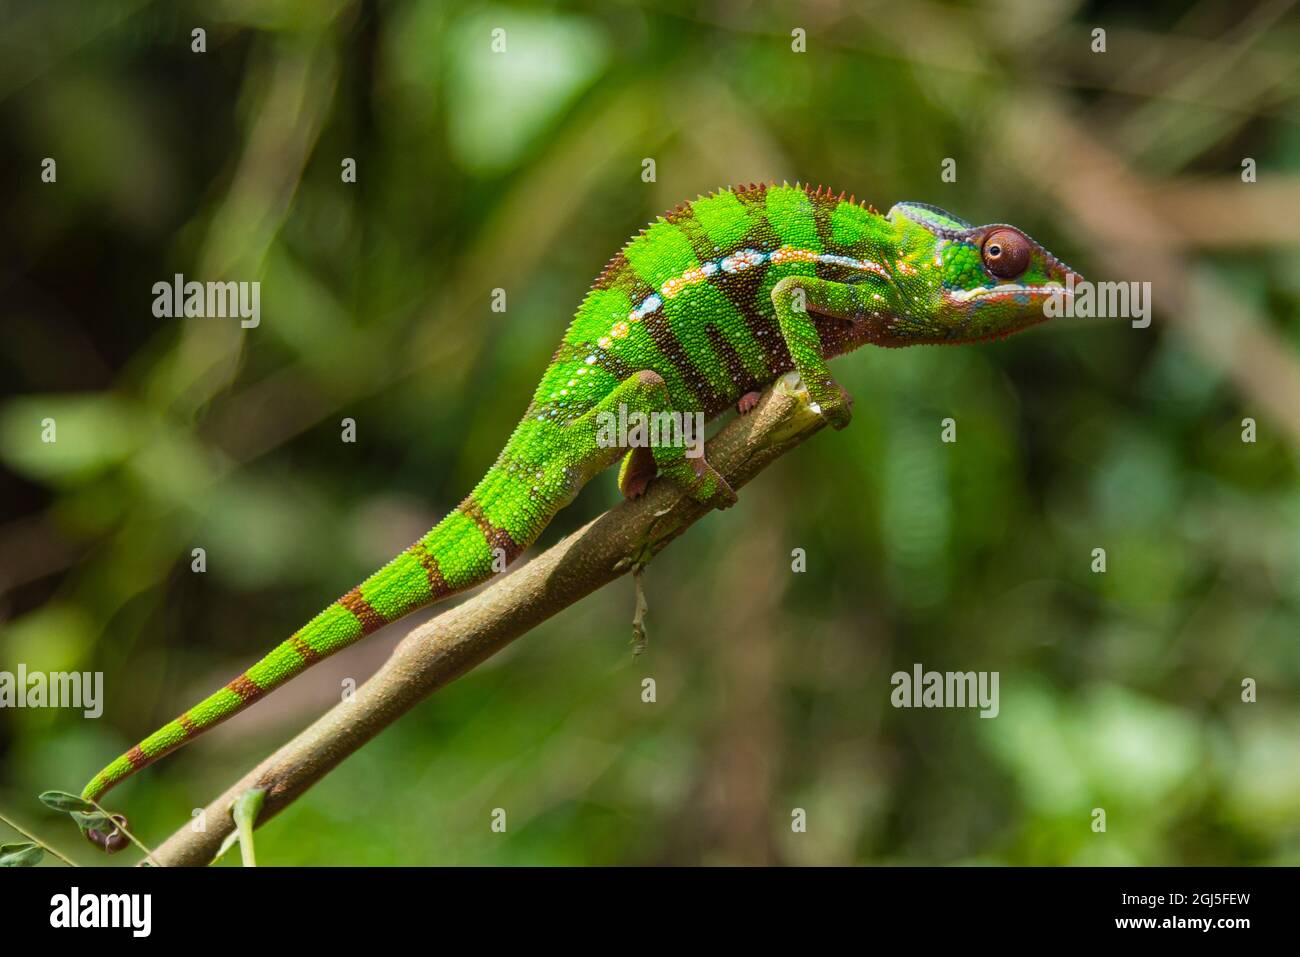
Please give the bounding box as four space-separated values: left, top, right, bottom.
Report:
1 0 1298 866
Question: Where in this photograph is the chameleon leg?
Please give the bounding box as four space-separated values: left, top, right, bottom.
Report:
570 369 736 510
617 446 656 500
769 275 866 430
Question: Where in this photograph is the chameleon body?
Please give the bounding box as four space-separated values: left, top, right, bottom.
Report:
81 183 1076 846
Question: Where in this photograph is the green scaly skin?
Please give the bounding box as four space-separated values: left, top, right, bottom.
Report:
80 182 1077 849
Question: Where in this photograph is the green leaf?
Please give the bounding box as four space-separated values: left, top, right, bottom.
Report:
39 791 97 814
0 394 146 483
437 9 610 173
214 829 240 863
70 810 109 830
232 788 267 867
0 842 45 867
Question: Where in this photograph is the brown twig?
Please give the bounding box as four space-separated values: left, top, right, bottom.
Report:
146 373 826 866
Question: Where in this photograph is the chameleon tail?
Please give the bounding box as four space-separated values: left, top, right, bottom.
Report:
80 451 554 826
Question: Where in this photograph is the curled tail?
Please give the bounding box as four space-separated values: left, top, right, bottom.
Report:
81 446 563 825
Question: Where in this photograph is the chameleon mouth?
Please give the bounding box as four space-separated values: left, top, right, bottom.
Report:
946 281 1073 303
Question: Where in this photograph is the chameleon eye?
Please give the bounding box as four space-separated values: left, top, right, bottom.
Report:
981 228 1031 279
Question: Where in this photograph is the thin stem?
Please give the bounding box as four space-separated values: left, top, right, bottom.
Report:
0 809 79 867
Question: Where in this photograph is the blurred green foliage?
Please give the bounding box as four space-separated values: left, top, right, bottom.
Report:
1 0 1297 866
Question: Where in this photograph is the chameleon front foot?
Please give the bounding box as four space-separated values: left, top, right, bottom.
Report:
737 390 762 415
810 381 854 430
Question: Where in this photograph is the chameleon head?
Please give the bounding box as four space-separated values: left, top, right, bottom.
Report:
878 202 1080 346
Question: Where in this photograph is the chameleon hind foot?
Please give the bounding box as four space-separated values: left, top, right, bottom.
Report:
662 455 737 510
620 447 737 510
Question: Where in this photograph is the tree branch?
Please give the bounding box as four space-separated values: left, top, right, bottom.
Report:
146 373 826 866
